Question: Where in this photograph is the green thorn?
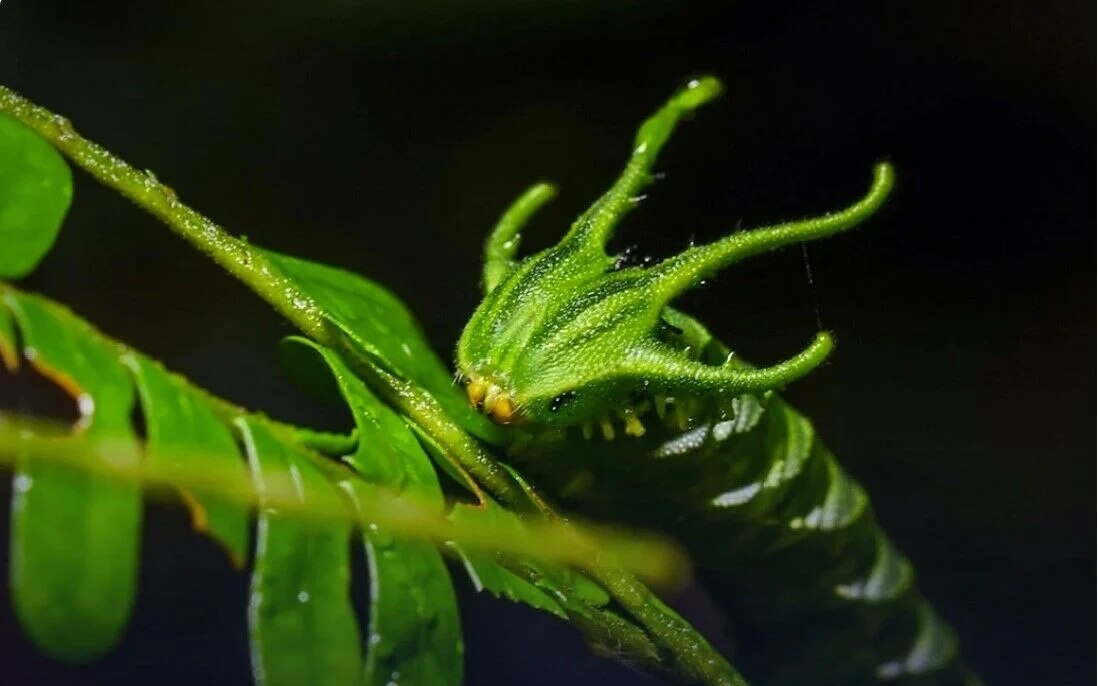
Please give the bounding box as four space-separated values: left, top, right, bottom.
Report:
482 182 557 293
632 76 724 150
728 330 834 391
561 76 725 254
652 162 895 300
642 331 834 397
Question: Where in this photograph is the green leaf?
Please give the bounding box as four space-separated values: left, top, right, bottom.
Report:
125 354 251 566
1 290 140 662
449 507 566 619
238 416 362 686
0 283 684 684
286 337 462 686
448 501 615 619
445 501 674 671
263 249 502 443
0 114 72 279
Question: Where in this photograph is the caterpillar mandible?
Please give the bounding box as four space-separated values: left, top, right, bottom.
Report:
456 77 977 686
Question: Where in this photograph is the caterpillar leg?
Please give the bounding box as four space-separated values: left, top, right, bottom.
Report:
482 182 556 293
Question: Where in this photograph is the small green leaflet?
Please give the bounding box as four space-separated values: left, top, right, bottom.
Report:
0 114 72 279
263 249 505 444
239 417 362 686
449 501 613 616
450 503 568 619
125 354 251 566
2 291 140 662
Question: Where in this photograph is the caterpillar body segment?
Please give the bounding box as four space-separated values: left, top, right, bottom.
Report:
502 309 974 685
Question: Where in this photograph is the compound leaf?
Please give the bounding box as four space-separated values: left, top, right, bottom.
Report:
285 336 462 686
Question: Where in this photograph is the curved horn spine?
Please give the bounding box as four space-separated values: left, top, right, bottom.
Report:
650 162 895 301
482 182 557 293
636 332 835 397
560 76 724 254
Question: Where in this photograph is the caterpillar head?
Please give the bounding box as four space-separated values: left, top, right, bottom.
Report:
456 77 894 431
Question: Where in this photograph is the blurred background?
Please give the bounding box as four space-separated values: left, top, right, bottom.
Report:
0 1 1092 685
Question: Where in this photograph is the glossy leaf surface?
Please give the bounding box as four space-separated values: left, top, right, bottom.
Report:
449 502 567 618
1 291 140 662
263 249 501 442
287 337 463 686
240 417 361 686
126 354 251 565
0 114 72 279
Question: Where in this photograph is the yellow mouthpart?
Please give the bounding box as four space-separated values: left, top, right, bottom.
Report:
464 376 520 425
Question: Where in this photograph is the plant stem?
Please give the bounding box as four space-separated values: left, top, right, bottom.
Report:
0 85 328 342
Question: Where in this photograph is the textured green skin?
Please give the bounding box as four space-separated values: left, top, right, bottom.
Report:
457 78 977 684
504 314 974 685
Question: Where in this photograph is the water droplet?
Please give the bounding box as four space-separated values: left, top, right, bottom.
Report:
297 590 310 603
549 391 576 413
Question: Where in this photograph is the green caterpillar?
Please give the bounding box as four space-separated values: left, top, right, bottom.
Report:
457 77 976 686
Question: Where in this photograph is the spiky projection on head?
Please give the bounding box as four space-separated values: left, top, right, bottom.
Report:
457 76 894 431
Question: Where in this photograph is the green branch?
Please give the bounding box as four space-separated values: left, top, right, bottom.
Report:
0 85 327 342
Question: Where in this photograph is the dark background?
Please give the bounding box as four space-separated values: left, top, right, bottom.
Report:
0 2 1093 685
